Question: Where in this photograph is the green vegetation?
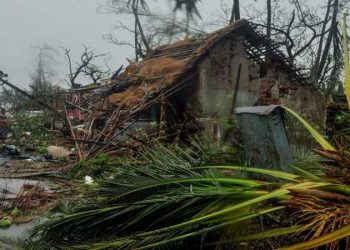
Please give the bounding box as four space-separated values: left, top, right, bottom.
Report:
10 112 53 145
0 105 349 249
35 146 48 154
282 106 335 151
0 219 11 228
17 123 348 249
71 153 133 179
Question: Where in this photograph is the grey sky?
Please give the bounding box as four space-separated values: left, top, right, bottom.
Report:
1 0 126 87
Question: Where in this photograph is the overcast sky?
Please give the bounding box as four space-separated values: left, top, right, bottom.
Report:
0 0 236 89
0 0 128 88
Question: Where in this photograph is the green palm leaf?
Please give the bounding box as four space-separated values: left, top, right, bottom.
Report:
195 166 300 181
280 223 350 250
80 206 285 250
282 106 335 151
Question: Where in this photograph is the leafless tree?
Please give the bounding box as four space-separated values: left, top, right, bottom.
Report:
82 64 111 84
100 0 151 61
240 0 350 93
61 46 109 88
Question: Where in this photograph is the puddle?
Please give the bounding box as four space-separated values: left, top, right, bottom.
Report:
0 151 57 238
1 179 45 199
0 179 49 237
0 219 39 238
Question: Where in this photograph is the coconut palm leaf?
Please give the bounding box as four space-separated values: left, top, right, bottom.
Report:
341 15 350 111
282 106 336 151
76 206 285 250
97 176 264 202
233 225 307 242
195 166 300 181
30 139 333 248
0 236 52 250
280 223 350 250
30 175 329 248
290 165 322 181
29 141 344 249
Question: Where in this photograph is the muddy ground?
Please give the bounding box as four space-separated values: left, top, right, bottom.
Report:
0 145 75 237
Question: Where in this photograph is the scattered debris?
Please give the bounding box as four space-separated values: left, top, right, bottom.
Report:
47 146 71 159
84 175 94 185
0 177 71 232
1 145 20 156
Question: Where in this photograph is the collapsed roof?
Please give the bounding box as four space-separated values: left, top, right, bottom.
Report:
108 19 305 108
71 19 310 159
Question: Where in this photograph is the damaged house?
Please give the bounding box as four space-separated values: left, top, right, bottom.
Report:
77 19 326 157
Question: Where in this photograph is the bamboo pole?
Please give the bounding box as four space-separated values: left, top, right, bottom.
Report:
64 104 83 160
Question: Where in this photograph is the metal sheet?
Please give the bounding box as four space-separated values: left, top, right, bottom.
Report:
234 105 281 115
235 105 293 173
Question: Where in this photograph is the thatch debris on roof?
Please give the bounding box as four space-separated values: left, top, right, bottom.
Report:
109 56 190 107
107 19 305 109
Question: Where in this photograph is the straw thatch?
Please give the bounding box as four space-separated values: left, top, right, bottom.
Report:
108 19 305 109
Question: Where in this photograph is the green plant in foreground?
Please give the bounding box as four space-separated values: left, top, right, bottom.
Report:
9 111 53 145
282 106 335 151
72 153 113 178
24 140 350 250
10 107 350 250
35 146 48 154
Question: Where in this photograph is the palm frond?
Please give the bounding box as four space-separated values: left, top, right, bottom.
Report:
280 216 350 250
341 15 350 111
282 106 336 151
195 166 300 181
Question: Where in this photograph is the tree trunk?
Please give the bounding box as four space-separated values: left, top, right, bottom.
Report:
230 0 240 22
267 0 272 40
310 0 332 81
132 0 151 53
314 0 339 83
